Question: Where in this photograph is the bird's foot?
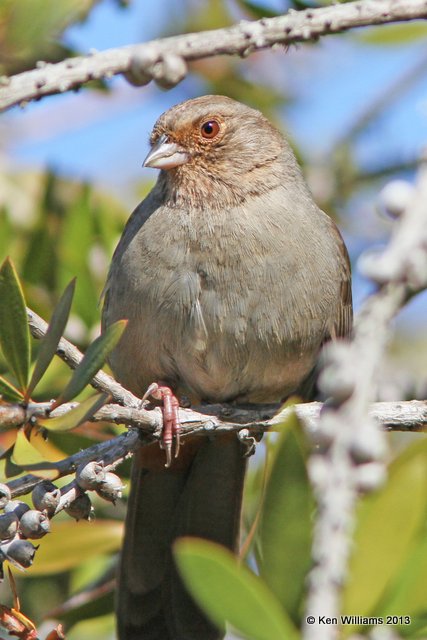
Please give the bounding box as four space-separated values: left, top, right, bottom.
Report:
142 383 181 467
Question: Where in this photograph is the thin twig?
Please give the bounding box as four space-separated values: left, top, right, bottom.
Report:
1 0 427 111
6 428 140 498
26 307 141 409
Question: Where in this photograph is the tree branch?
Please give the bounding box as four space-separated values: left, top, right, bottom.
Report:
3 399 427 501
2 397 427 435
303 159 427 640
6 428 139 499
26 307 142 410
1 0 427 111
5 296 427 506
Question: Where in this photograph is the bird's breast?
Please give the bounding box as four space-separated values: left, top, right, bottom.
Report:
105 191 341 402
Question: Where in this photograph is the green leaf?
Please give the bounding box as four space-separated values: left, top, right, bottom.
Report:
237 0 279 19
71 555 112 593
27 278 76 396
342 439 427 635
379 528 427 622
21 173 59 291
0 207 13 261
59 184 100 327
11 428 59 477
5 457 23 478
27 519 123 576
55 320 126 405
1 446 23 478
0 374 24 403
185 0 233 32
3 446 24 478
0 257 30 391
66 614 115 640
50 557 116 626
38 393 107 432
400 613 427 639
356 23 427 46
53 582 115 628
12 428 47 466
258 414 313 621
0 0 99 75
174 538 298 640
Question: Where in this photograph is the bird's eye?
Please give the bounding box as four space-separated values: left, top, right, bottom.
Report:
200 120 220 139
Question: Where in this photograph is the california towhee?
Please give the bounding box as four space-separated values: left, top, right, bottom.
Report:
102 95 352 640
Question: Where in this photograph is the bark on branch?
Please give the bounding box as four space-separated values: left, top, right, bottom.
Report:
1 397 427 436
3 399 427 501
1 0 427 111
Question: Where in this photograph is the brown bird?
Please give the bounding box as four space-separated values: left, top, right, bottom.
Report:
102 95 352 640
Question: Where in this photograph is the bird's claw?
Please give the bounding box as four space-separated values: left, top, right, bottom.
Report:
237 428 258 457
143 383 181 467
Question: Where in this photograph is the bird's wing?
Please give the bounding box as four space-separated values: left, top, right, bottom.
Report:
327 217 353 341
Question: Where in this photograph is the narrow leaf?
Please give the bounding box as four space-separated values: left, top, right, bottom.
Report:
259 414 313 621
27 425 67 462
27 520 123 575
27 278 76 396
49 582 115 627
58 184 100 327
0 375 24 402
379 534 427 621
0 257 30 390
342 439 427 635
3 446 23 478
356 23 427 46
398 613 427 639
12 428 52 467
237 0 279 18
55 320 126 405
10 427 65 478
38 393 107 432
174 538 297 640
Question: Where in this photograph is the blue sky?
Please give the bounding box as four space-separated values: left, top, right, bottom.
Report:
4 0 427 325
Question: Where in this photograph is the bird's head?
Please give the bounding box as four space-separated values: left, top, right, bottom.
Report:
143 95 293 207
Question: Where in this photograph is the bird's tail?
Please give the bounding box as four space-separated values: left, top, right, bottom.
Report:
116 434 247 640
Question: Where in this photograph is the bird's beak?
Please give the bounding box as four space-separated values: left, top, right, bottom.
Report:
143 134 190 170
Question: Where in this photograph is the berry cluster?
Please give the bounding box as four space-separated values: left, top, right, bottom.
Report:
0 463 124 571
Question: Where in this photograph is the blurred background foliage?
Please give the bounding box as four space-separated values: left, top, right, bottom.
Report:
0 0 427 638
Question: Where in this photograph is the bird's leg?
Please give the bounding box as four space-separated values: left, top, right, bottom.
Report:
142 382 181 467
